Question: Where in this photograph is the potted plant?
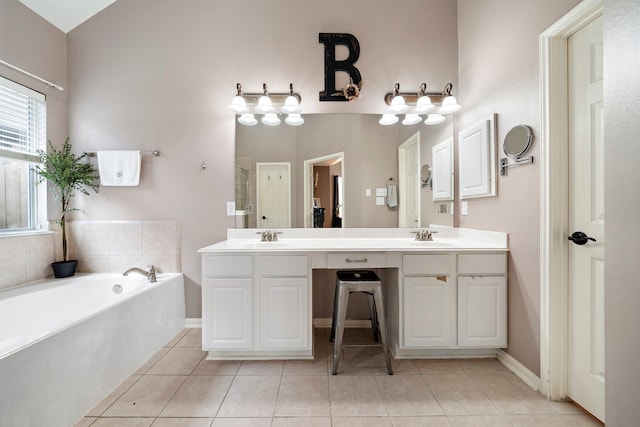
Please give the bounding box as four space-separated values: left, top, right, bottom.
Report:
36 138 99 278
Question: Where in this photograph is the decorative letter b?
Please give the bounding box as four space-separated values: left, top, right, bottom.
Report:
318 33 362 102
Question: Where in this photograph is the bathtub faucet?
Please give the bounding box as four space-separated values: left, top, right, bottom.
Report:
123 265 157 283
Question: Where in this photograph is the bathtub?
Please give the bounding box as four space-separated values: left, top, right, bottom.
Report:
0 273 185 427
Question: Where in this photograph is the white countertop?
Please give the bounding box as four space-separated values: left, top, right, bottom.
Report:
198 227 508 253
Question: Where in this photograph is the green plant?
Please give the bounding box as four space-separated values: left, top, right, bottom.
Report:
36 138 99 261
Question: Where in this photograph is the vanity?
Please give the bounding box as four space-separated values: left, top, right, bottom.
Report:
198 227 508 360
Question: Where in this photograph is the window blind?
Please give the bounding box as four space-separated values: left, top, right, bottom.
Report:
0 76 46 162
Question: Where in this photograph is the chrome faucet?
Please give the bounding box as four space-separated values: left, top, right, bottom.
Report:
123 265 157 283
413 229 438 241
258 230 280 242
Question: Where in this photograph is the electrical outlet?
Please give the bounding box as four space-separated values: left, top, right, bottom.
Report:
226 201 236 216
365 188 371 197
376 197 385 206
461 201 469 215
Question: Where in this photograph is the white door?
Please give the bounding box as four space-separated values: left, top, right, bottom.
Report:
256 162 291 228
568 14 605 422
398 132 420 227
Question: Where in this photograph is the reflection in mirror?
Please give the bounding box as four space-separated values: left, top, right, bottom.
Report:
235 114 455 228
503 125 533 158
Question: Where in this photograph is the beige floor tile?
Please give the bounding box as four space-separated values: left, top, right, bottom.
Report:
102 375 186 417
175 328 203 347
469 372 556 414
160 375 234 417
271 417 332 427
373 359 419 375
86 375 142 416
332 416 392 427
284 355 330 375
329 375 388 416
217 375 281 417
146 347 207 375
448 415 513 427
549 400 589 415
237 360 284 375
165 329 190 347
192 359 242 376
134 347 171 374
507 413 604 426
413 359 465 374
73 417 97 427
275 375 330 416
91 418 154 427
211 419 272 427
422 373 500 416
457 358 509 373
376 375 444 416
152 418 214 427
389 416 453 426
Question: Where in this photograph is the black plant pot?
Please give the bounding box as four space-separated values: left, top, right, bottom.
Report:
51 260 78 278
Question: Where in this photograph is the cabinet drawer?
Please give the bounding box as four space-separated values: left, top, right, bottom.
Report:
403 254 454 275
203 255 253 277
260 255 309 276
458 254 506 275
326 252 387 268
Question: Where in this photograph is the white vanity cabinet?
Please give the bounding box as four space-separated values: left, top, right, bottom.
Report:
457 254 507 347
202 255 254 349
258 255 310 349
401 254 456 347
201 253 312 358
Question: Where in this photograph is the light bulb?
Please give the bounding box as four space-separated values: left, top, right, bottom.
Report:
281 95 300 114
285 114 304 126
402 114 422 125
261 113 281 126
237 113 257 126
424 114 446 126
438 96 461 114
379 114 399 125
388 95 410 114
255 95 275 114
414 96 436 114
229 96 249 114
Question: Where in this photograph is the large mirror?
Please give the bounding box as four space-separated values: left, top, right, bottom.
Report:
235 114 455 228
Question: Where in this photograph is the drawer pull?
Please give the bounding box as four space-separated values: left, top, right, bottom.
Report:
346 258 368 263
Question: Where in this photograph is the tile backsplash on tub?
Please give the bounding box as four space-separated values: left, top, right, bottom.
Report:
0 220 181 291
65 220 181 274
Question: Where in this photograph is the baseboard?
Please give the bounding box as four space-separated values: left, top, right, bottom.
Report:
185 318 202 328
313 317 372 328
497 349 541 391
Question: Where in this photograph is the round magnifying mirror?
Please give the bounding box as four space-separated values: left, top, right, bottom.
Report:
503 125 533 158
421 164 431 185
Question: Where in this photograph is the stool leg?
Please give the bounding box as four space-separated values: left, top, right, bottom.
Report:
372 286 393 375
332 285 349 375
367 293 380 342
330 281 340 342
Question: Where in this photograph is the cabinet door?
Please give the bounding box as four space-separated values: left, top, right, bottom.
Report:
457 276 506 347
403 276 455 347
259 277 309 349
202 278 253 349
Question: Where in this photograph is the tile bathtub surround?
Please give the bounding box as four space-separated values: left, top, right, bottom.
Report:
0 232 55 290
64 220 181 274
76 328 603 427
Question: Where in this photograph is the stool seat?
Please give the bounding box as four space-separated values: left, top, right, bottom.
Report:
331 270 393 375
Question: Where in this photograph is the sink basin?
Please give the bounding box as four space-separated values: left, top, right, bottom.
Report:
237 241 291 249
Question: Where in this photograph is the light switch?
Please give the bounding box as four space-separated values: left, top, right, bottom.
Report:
376 187 387 197
461 201 469 215
226 201 236 216
376 197 385 205
365 188 371 197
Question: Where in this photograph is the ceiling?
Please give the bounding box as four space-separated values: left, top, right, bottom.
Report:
18 0 117 33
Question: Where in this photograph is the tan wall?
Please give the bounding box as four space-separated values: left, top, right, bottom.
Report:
603 0 640 424
457 0 581 375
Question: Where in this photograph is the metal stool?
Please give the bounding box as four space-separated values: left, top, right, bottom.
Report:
331 270 393 375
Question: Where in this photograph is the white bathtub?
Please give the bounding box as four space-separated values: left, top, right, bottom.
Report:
0 273 185 427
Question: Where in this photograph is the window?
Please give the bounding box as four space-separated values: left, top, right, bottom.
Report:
0 76 46 232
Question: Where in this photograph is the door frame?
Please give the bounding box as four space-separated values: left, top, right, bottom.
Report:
539 0 603 401
303 152 344 228
398 131 421 228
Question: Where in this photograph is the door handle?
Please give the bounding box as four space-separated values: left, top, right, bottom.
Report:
568 231 596 245
262 216 267 220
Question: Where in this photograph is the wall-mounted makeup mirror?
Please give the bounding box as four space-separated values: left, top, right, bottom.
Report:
235 114 455 229
421 164 432 187
500 124 534 176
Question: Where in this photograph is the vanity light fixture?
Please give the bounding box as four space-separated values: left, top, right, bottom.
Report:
380 82 461 126
230 83 303 126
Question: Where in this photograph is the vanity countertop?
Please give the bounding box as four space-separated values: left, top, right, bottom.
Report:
198 227 508 253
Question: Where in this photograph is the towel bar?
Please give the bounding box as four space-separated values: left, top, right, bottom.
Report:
84 150 160 157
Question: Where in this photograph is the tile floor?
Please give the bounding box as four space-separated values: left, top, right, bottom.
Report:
75 328 603 427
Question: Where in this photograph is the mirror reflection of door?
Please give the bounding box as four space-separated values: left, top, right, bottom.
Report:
303 153 344 228
398 132 421 228
256 162 291 228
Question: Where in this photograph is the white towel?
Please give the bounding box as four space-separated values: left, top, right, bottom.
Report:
97 151 141 186
387 182 398 208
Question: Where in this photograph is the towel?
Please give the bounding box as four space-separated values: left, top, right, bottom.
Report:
387 182 398 208
97 151 141 186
